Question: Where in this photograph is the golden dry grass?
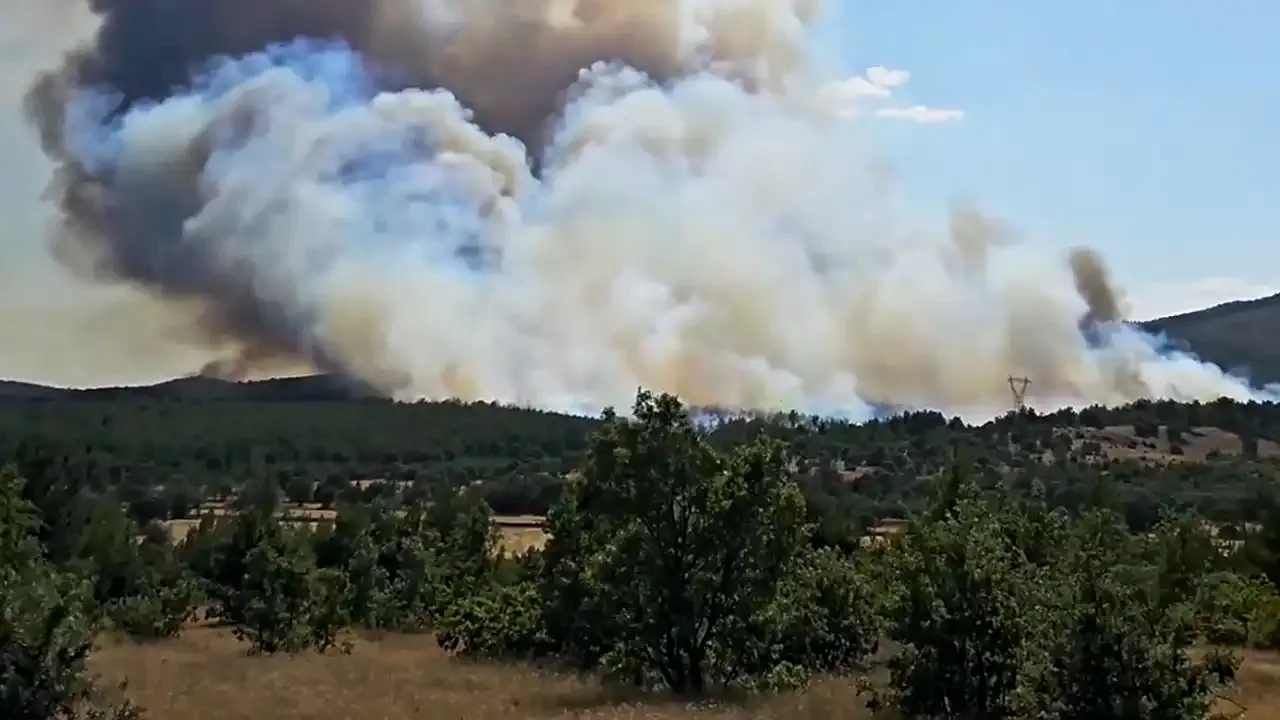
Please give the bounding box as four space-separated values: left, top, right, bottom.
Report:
90 626 872 719
496 524 549 555
494 515 548 556
1224 650 1280 719
161 508 549 555
1089 425 1280 464
86 626 1280 720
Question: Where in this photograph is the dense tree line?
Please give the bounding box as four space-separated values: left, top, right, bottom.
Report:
7 389 1280 717
2 387 1279 540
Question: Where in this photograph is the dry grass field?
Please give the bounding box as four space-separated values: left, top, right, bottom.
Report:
86 625 1280 719
160 507 549 555
1087 425 1280 464
492 514 550 555
89 626 871 719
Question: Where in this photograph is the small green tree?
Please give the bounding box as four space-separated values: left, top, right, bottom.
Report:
1043 508 1236 719
60 498 147 610
762 546 884 683
550 391 833 693
435 580 549 659
422 484 498 604
320 503 406 631
879 462 1240 719
1195 571 1280 648
0 465 142 719
316 490 492 633
196 489 348 655
107 539 198 641
188 479 283 626
879 477 1050 718
441 392 883 692
1239 490 1280 587
1147 511 1221 612
229 523 347 654
525 472 619 669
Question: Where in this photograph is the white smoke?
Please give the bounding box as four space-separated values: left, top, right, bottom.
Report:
39 0 1280 416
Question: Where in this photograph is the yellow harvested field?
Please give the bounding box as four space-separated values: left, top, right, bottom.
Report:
161 510 548 555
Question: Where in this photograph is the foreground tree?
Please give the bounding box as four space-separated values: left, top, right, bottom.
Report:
523 391 876 692
228 521 347 654
879 474 1052 718
191 480 348 654
0 466 140 719
1043 509 1235 720
186 477 284 627
878 464 1238 719
313 502 414 631
312 485 496 633
107 537 200 641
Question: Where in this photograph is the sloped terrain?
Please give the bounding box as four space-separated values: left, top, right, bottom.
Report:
1142 292 1280 387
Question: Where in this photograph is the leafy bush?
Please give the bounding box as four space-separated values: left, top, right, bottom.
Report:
436 580 550 660
1196 571 1280 648
765 546 885 680
229 528 348 655
0 466 143 719
107 541 199 641
877 478 1053 717
441 392 882 694
1044 509 1235 719
873 465 1239 719
107 581 199 642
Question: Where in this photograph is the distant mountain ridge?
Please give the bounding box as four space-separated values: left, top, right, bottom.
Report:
1140 292 1280 388
0 374 378 402
3 292 1278 402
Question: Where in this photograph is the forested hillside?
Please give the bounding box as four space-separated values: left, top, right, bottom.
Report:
2 384 1279 539
1142 292 1280 387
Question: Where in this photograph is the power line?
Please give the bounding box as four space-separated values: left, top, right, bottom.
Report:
1008 376 1031 413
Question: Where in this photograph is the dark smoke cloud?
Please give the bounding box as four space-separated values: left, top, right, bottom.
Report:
25 0 702 379
1069 246 1124 326
26 0 1259 412
29 0 697 154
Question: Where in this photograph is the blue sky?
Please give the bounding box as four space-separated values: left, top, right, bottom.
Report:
821 0 1279 318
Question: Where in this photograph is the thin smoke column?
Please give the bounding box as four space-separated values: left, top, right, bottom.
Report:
25 0 1277 414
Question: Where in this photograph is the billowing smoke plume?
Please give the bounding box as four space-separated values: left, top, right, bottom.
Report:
25 0 1278 415
1069 247 1123 327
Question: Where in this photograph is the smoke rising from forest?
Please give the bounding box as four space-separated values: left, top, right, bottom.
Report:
20 0 1277 415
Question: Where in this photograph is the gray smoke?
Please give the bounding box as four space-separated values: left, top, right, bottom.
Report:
18 0 1275 414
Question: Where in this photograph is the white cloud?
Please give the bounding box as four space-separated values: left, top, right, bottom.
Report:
875 105 965 123
1125 277 1280 321
816 66 963 124
822 76 891 100
865 66 910 89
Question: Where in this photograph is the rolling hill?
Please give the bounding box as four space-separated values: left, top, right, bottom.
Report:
0 373 376 402
1141 292 1280 388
